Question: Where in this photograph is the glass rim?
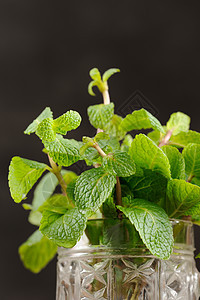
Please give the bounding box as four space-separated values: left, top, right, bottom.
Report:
87 217 193 225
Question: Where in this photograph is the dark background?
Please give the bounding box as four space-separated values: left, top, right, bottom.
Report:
1 1 200 299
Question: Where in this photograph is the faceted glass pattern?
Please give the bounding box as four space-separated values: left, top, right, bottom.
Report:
56 219 200 300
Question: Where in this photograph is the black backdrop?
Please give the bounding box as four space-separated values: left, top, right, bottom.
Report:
1 1 200 299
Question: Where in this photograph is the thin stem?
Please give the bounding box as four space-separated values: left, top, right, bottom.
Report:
158 130 173 147
102 89 110 105
115 177 123 219
92 143 107 157
48 154 67 197
116 176 122 206
187 174 194 183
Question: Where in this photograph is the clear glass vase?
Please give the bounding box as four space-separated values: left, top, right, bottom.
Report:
56 219 200 300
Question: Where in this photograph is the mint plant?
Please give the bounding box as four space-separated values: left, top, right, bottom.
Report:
8 67 200 273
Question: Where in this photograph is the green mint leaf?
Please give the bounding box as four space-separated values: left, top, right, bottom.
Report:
75 167 116 211
120 108 164 133
66 178 77 203
102 68 120 82
82 147 102 166
166 112 190 136
28 170 75 226
22 203 32 210
94 132 110 143
102 151 136 177
79 142 94 156
147 130 164 145
85 220 104 245
121 134 133 153
126 169 168 203
82 136 94 143
129 134 171 178
24 107 53 135
162 145 185 179
192 177 200 187
182 143 200 178
88 80 97 96
122 195 133 207
87 103 114 130
100 218 143 248
53 110 81 135
89 68 101 81
184 202 200 218
28 172 59 226
166 179 200 217
79 136 95 156
38 194 71 214
62 170 77 184
117 199 173 259
104 114 126 140
19 230 57 273
102 136 120 151
169 130 200 148
101 156 116 176
40 208 87 248
92 137 121 161
8 157 47 203
28 211 43 227
36 118 56 143
102 196 117 218
31 171 61 208
44 135 81 167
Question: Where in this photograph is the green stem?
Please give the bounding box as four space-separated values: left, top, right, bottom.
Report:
47 154 67 197
102 89 110 105
92 143 107 157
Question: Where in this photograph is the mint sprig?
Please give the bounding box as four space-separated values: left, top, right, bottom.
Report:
8 67 200 273
88 67 120 98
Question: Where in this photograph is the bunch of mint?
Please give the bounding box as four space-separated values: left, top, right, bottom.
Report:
8 68 200 273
